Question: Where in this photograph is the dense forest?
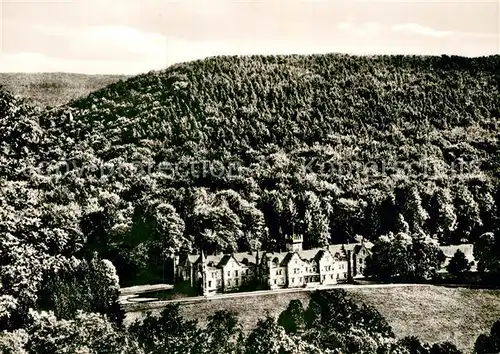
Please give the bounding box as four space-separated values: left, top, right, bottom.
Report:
1 54 499 286
1 54 500 348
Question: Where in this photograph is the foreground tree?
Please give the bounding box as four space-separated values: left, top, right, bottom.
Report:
278 299 306 334
245 315 322 354
128 304 203 354
204 310 244 354
474 320 500 354
26 310 140 354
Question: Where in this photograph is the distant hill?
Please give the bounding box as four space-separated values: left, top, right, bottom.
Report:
0 72 128 107
1 54 499 285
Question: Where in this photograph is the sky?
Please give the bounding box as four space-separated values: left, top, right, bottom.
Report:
0 0 499 74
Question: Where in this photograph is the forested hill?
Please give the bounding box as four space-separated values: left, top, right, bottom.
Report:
1 54 500 286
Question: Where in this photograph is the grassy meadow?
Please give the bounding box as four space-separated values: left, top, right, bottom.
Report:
125 285 500 353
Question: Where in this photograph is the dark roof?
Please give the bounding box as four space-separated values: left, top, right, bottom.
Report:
218 254 234 267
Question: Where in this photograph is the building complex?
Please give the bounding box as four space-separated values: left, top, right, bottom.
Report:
174 234 372 296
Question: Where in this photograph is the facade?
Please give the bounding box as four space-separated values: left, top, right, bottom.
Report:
174 235 373 296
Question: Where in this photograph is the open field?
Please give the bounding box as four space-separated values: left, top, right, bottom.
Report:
125 285 500 353
349 286 500 353
0 72 128 107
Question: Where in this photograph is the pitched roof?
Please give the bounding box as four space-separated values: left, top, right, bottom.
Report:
264 252 290 267
297 249 322 261
233 252 257 265
186 242 374 268
217 254 234 267
187 251 259 268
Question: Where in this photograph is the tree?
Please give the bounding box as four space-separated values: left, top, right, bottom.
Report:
128 304 203 354
454 185 483 243
366 232 444 281
303 192 330 248
474 320 500 354
429 188 457 244
446 249 471 278
473 232 500 281
403 187 429 235
37 255 124 325
397 336 430 354
278 299 306 334
204 310 243 354
429 342 462 354
244 315 321 354
0 329 28 354
26 310 140 354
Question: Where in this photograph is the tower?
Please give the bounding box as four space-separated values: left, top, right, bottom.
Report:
286 234 303 252
200 250 209 296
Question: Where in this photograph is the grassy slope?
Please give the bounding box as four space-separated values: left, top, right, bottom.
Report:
0 72 128 107
349 286 500 352
125 286 500 352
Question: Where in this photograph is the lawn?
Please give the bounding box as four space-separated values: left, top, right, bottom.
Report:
125 285 500 353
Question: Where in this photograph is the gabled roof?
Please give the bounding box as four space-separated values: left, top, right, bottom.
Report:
233 252 258 265
218 254 237 267
187 251 259 268
353 242 374 255
328 244 348 259
264 252 290 267
297 249 322 262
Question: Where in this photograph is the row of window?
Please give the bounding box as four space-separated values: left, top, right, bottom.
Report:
271 272 349 286
208 276 250 288
207 268 250 279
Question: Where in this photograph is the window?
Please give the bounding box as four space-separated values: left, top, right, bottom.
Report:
276 270 279 276
208 281 212 287
359 259 363 264
344 273 347 278
291 277 295 283
227 271 230 277
228 279 231 286
217 280 221 287
235 279 239 286
274 279 277 284
235 270 239 277
304 276 308 283
337 274 340 279
322 275 325 281
330 274 333 279
299 277 302 282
